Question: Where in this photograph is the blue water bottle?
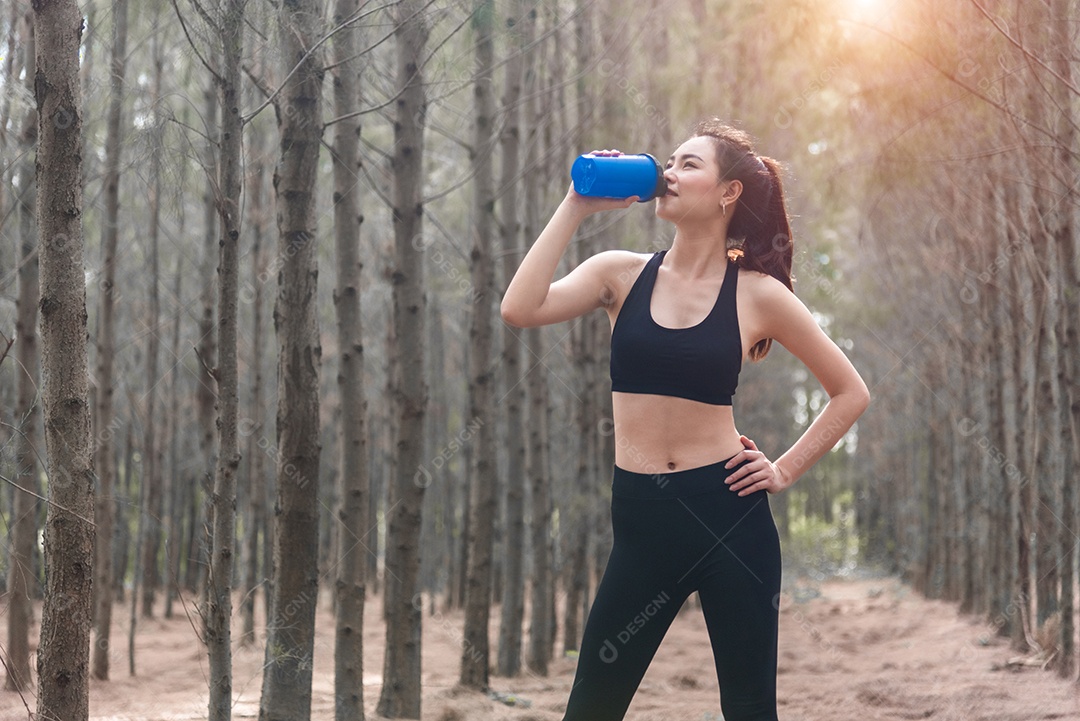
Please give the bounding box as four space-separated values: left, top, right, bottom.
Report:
571 153 667 202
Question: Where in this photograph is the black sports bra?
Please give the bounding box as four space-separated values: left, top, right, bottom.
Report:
610 249 742 405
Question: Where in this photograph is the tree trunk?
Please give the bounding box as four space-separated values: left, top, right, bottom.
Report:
1033 195 1062 630
366 392 382 597
377 0 429 715
523 4 554 675
454 442 470 611
258 0 324 717
241 126 268 646
128 420 144 675
113 428 133 602
1049 0 1077 678
91 0 129 680
252 94 276 621
383 292 401 620
496 0 528 679
34 0 93 716
1007 177 1035 651
536 1 563 670
0 0 23 278
641 0 668 244
164 223 185 620
957 354 973 608
461 0 498 690
563 523 587 653
140 1 165 621
5 6 38 692
993 218 1021 638
422 304 448 610
562 0 594 657
208 0 245 716
1055 217 1075 677
331 0 369 717
196 44 220 620
525 320 555 672
981 173 1012 629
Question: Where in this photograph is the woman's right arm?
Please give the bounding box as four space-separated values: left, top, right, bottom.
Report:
501 184 638 328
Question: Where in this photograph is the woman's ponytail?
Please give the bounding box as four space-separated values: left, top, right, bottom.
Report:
692 119 795 360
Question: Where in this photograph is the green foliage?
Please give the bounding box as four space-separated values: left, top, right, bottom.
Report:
782 487 860 577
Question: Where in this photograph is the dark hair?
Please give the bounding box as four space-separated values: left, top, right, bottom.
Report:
692 118 794 361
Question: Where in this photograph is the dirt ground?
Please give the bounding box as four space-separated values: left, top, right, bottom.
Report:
4 573 1079 721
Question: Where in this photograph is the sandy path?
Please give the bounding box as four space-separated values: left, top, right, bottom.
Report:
3 575 1078 720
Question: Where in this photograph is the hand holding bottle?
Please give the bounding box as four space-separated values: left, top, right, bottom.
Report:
570 148 667 203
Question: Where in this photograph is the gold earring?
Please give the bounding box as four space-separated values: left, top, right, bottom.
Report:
721 201 727 217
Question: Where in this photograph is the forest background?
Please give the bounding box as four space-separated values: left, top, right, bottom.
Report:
1 0 1078 719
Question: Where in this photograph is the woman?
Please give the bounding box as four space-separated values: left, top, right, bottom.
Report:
501 119 870 721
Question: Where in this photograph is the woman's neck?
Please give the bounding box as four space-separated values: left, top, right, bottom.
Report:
667 221 730 279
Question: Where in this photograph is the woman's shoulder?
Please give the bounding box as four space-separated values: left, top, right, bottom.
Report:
736 265 787 294
737 267 808 331
734 267 802 345
736 265 799 315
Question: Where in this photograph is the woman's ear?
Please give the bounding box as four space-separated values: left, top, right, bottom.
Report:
722 179 744 205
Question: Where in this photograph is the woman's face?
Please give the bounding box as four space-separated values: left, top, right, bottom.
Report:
655 135 731 224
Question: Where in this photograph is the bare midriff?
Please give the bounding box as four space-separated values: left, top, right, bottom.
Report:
611 392 745 473
604 253 756 474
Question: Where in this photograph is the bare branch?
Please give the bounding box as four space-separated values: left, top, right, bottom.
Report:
185 0 218 32
0 331 14 367
844 18 1066 151
164 109 216 145
194 343 218 383
241 62 272 99
240 0 401 126
169 0 223 84
323 0 465 127
0 471 97 527
321 0 405 72
324 0 627 130
0 644 34 719
969 0 1080 99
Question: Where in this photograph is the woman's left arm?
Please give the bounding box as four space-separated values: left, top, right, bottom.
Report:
725 275 871 495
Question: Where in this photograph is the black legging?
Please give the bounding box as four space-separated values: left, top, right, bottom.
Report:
562 453 782 721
